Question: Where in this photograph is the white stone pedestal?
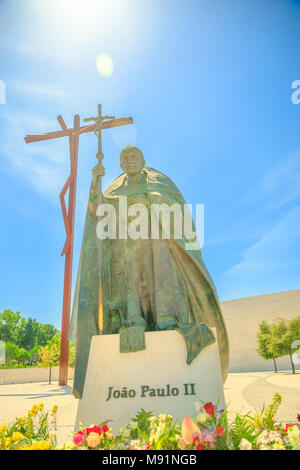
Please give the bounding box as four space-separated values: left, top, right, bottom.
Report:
75 330 225 431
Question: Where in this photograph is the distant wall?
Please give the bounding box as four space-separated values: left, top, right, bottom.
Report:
0 367 74 385
221 289 300 372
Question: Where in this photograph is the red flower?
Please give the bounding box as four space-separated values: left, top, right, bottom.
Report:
141 443 151 450
86 425 102 435
284 423 293 433
193 436 200 444
203 402 215 417
216 426 224 437
196 444 204 450
101 425 109 434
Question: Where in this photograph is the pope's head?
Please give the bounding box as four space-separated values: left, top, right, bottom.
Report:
120 146 145 176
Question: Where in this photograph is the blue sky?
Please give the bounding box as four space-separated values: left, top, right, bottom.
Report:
0 0 299 329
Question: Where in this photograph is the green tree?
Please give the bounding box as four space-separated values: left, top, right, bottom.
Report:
256 320 280 373
68 340 76 368
38 335 75 383
17 348 31 366
0 310 22 344
30 345 42 366
5 342 20 367
36 323 59 347
272 317 300 374
38 337 61 384
0 309 59 353
18 317 39 350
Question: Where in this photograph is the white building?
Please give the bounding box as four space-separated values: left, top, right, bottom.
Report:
221 289 300 372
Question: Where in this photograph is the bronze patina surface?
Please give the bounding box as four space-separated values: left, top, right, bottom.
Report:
70 146 229 399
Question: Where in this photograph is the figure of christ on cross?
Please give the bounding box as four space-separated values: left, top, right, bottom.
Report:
24 108 133 385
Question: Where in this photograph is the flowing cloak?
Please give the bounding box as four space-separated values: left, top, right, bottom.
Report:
69 167 229 399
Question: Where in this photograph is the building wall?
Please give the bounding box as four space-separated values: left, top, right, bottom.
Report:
221 289 300 372
0 367 74 385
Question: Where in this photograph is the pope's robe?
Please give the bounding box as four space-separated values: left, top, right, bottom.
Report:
70 167 229 399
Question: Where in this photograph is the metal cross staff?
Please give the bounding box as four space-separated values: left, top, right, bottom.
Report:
24 109 133 385
83 104 114 334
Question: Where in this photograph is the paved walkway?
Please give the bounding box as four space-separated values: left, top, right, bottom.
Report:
0 371 299 444
0 381 76 444
224 370 300 422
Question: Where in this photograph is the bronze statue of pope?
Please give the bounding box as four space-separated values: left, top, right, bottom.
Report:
70 145 229 398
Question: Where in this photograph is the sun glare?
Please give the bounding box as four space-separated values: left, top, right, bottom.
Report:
96 54 114 78
41 0 129 47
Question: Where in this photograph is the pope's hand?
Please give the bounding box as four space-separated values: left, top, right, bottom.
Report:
92 164 105 185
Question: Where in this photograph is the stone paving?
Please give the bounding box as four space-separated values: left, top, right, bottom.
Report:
0 370 299 444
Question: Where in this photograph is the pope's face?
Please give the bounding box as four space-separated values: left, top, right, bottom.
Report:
120 151 145 176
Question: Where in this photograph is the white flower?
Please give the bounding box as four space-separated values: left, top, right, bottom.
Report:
287 426 300 449
159 414 167 423
196 413 207 425
149 416 157 429
123 429 131 439
268 431 282 443
239 438 252 450
64 440 76 450
130 439 142 450
257 430 283 447
157 423 165 434
194 401 202 411
129 421 138 430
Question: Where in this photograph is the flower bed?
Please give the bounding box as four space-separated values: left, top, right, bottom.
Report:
0 394 299 450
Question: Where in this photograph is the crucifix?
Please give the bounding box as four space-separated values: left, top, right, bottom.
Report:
83 104 115 334
24 108 133 385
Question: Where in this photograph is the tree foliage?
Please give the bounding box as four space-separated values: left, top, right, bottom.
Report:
257 316 300 374
256 321 280 372
0 309 59 351
0 310 65 369
271 317 300 374
38 335 75 383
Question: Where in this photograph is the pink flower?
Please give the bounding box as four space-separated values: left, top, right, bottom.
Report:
73 432 86 446
200 429 217 445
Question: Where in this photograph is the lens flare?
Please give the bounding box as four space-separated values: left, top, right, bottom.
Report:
96 53 114 77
